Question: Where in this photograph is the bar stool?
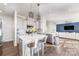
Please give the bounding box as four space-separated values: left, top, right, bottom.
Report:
38 36 47 56
32 39 42 56
27 41 40 56
27 42 35 56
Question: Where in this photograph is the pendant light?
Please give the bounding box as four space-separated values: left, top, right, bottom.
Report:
28 3 34 19
36 3 42 32
27 3 34 26
37 3 41 20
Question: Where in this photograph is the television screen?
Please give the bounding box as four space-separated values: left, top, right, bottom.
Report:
64 25 74 30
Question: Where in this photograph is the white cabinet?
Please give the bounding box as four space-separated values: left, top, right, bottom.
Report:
58 32 66 38
71 33 75 39
75 33 79 40
58 32 79 40
65 32 75 39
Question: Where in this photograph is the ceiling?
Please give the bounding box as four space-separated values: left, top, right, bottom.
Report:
0 3 79 23
0 3 39 17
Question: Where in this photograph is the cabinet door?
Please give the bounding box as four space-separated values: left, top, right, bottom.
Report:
65 32 75 39
70 32 75 39
58 32 66 38
76 33 79 40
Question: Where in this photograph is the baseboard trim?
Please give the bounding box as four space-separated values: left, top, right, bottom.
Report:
59 37 79 41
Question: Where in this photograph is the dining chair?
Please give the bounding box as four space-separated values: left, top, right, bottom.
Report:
27 42 35 56
27 40 40 56
32 39 42 56
38 36 47 56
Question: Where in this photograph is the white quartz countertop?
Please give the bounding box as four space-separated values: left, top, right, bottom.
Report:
18 34 47 45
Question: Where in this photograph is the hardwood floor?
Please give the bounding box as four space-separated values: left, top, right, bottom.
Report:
2 41 19 56
44 38 79 56
1 38 79 56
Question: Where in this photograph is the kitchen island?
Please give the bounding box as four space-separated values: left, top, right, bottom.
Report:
18 34 47 56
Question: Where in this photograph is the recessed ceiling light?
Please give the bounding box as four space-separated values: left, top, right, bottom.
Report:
0 10 2 13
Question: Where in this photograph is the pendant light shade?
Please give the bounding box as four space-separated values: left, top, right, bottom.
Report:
28 3 34 19
37 14 41 20
29 11 34 18
37 3 41 20
37 3 40 6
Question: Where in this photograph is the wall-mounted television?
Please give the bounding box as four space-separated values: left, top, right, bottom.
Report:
64 25 74 30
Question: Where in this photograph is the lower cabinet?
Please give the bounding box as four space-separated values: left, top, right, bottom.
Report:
58 32 79 40
75 33 79 40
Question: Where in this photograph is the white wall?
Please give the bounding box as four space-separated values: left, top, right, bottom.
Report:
47 21 56 33
40 17 47 33
17 17 26 30
0 14 14 42
17 16 27 35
